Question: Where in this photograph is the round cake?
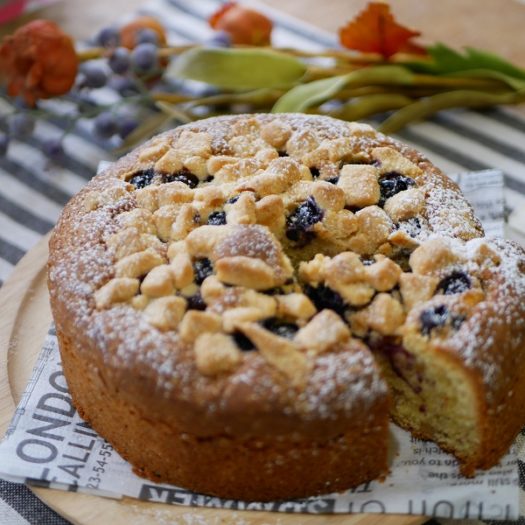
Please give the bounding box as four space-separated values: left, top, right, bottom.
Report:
48 114 525 501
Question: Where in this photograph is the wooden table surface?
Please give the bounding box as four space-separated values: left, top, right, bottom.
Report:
4 0 525 71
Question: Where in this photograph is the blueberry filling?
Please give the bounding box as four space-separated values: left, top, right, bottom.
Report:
129 168 155 189
278 151 288 157
233 331 256 351
437 271 471 295
205 175 214 182
325 176 339 185
261 317 299 339
193 258 213 285
163 168 199 188
451 314 466 330
304 283 347 318
377 340 422 394
285 196 324 245
361 257 375 266
226 195 240 204
420 305 449 335
207 211 227 225
310 167 320 178
186 292 206 311
378 172 416 205
263 286 284 296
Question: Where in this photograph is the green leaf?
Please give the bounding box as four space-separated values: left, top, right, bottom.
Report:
273 65 414 113
448 69 525 92
167 47 307 90
407 43 525 80
463 47 525 79
331 94 413 122
379 89 525 134
272 74 352 113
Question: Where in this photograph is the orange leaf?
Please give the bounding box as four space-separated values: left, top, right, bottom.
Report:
339 2 425 59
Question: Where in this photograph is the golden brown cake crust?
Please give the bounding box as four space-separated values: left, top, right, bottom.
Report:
48 113 525 499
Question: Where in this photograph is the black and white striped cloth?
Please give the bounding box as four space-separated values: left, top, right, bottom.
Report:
1 1 525 523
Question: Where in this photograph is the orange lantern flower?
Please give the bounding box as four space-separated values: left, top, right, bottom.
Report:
209 2 273 46
120 16 167 49
0 20 78 106
339 2 426 59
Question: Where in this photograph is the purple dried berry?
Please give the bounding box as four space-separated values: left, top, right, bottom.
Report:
80 63 108 89
93 112 117 139
96 26 120 48
8 113 34 139
42 138 65 160
109 47 130 74
131 42 158 73
137 28 160 45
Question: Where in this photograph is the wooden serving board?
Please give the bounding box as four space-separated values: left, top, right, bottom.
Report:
0 234 427 525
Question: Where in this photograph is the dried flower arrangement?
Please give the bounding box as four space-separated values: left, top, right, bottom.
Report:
0 1 523 159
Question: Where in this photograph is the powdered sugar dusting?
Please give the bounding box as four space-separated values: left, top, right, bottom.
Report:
448 238 525 389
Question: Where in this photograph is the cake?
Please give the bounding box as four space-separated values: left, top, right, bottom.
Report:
47 114 525 501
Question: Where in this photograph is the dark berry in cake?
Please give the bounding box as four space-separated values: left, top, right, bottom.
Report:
278 151 288 157
262 318 299 339
207 211 227 225
263 287 284 296
286 196 323 245
163 168 199 188
129 168 155 189
420 305 449 335
304 283 346 318
226 195 241 205
437 271 471 295
193 258 213 285
186 292 206 311
310 167 320 178
377 341 422 393
233 331 256 351
325 176 339 185
379 172 416 205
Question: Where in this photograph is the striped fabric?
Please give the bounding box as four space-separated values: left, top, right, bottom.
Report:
0 0 524 523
